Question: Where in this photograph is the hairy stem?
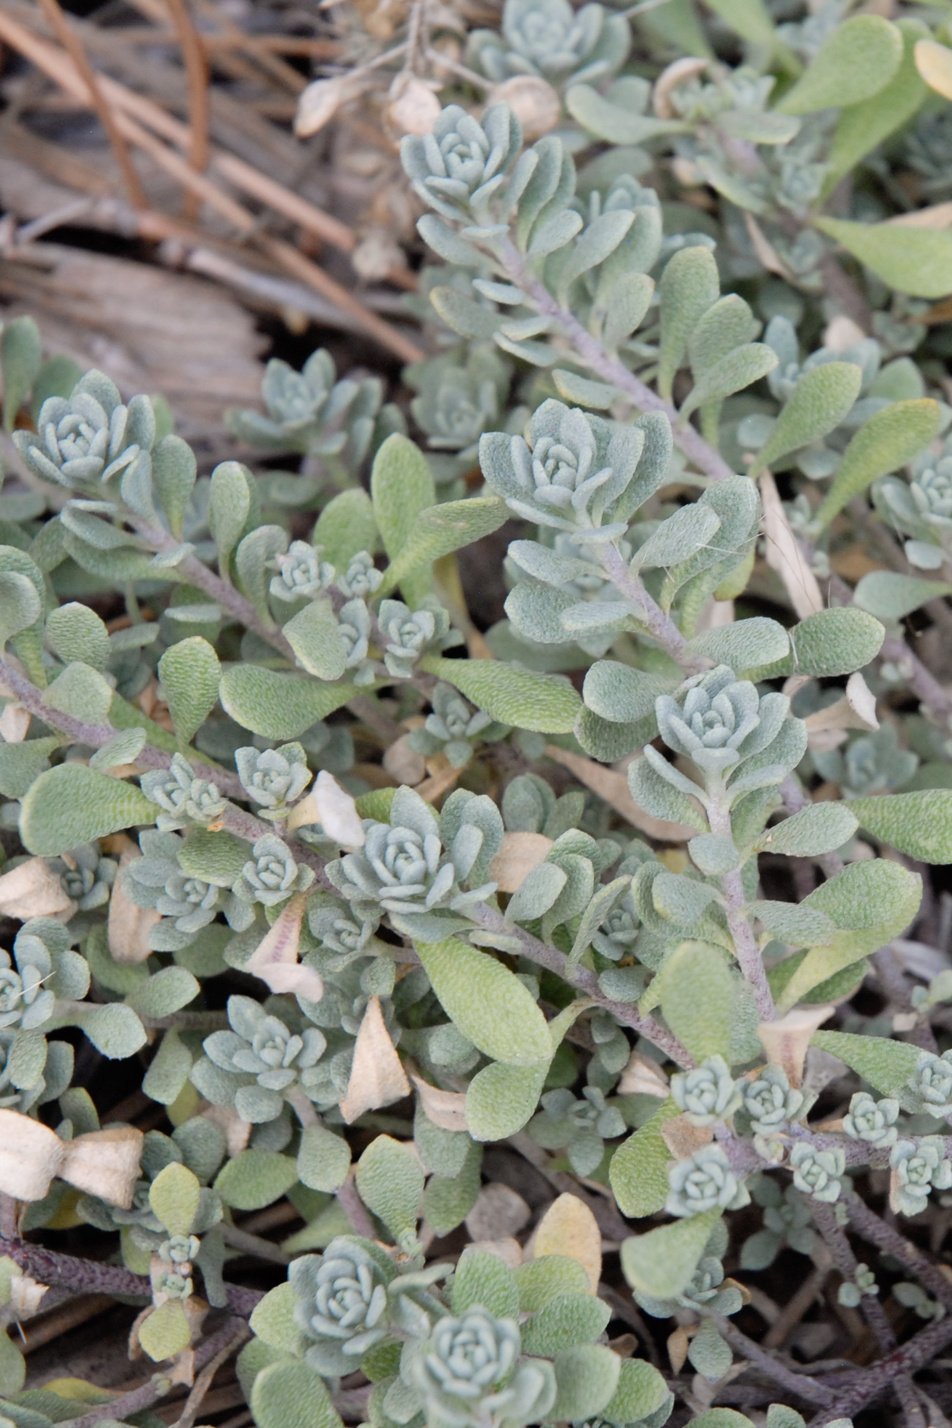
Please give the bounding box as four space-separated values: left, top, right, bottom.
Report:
708 796 776 1021
472 902 694 1068
0 1233 263 1316
599 542 708 673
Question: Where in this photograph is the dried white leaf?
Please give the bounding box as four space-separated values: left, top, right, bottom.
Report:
245 893 323 1002
0 1113 63 1200
661 1115 713 1158
758 1004 835 1088
760 471 824 619
804 672 878 750
200 1104 252 1157
490 76 561 138
547 745 695 843
489 831 554 893
0 858 74 920
8 1271 48 1320
109 851 161 963
386 73 443 136
294 75 362 138
0 705 29 743
289 771 364 847
618 1050 670 1098
652 56 708 117
339 996 410 1123
59 1126 145 1208
411 1073 469 1133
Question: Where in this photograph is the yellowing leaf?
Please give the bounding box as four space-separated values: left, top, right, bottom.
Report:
533 1193 602 1293
915 38 952 100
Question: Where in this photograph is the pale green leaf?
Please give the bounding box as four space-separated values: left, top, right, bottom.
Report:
139 1301 191 1362
788 607 885 676
815 399 941 527
451 1250 520 1319
759 803 858 857
21 765 156 855
847 790 952 863
250 1360 343 1428
312 488 377 566
379 497 509 595
681 343 778 418
815 216 952 299
220 665 362 738
421 655 580 734
149 1162 201 1237
658 247 720 400
826 21 929 190
158 637 221 745
415 937 551 1065
283 600 347 681
855 571 952 621
621 1209 722 1298
1 316 41 431
466 1060 547 1140
46 603 110 671
689 617 789 674
811 1029 919 1095
551 1344 620 1422
297 1125 351 1192
609 1101 679 1218
355 1135 424 1244
750 362 862 474
215 1151 299 1211
778 15 903 114
654 942 737 1061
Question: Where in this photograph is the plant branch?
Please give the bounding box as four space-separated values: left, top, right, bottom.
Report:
496 238 737 483
0 1233 263 1317
599 542 708 673
471 902 695 1068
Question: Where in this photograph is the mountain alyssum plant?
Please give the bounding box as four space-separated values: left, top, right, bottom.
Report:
3 2 952 1426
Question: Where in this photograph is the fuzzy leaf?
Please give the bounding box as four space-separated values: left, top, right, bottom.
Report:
855 571 952 621
658 247 720 400
521 1294 610 1356
759 803 858 857
46 603 110 671
681 343 777 418
250 1361 343 1428
312 488 377 566
371 435 436 602
533 1194 602 1293
654 942 737 1061
421 656 580 734
379 497 508 595
415 937 551 1065
158 638 221 745
78 1003 147 1060
466 1060 548 1140
778 15 903 114
750 362 862 474
355 1136 424 1244
582 662 673 723
451 1250 519 1319
610 1102 679 1219
215 1151 299 1211
778 860 922 1008
847 790 952 863
815 399 941 527
149 1162 201 1237
551 1344 620 1422
789 607 885 676
816 216 952 299
1 317 41 431
689 618 790 673
220 666 361 738
621 1209 721 1298
297 1125 351 1193
283 600 347 681
811 1030 919 1095
21 765 155 855
826 21 929 189
208 462 253 570
632 504 721 571
139 1301 191 1362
